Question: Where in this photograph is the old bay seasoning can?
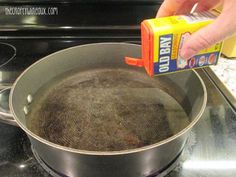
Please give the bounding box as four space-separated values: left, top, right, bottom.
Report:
125 10 223 76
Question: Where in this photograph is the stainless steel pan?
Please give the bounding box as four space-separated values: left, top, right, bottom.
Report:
0 43 207 177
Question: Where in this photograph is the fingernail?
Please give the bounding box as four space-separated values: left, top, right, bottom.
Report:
180 47 196 60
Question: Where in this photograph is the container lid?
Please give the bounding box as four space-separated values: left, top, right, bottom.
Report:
125 20 154 76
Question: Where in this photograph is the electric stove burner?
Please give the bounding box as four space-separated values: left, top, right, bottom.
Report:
31 131 196 177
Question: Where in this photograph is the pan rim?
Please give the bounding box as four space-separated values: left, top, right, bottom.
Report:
9 42 207 156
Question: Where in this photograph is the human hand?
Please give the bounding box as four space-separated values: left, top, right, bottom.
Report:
156 0 236 59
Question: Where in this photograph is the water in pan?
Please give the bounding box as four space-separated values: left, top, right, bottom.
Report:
26 68 190 151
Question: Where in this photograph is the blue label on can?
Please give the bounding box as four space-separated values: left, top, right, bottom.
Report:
157 34 173 74
154 51 219 75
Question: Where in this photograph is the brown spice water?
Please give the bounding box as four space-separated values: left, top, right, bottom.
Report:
26 69 190 151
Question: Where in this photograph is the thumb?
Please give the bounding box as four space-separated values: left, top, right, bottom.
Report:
180 14 231 59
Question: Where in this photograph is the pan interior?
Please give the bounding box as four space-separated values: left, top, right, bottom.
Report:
26 68 190 151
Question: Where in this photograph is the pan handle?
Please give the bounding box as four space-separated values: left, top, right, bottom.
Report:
0 87 18 126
